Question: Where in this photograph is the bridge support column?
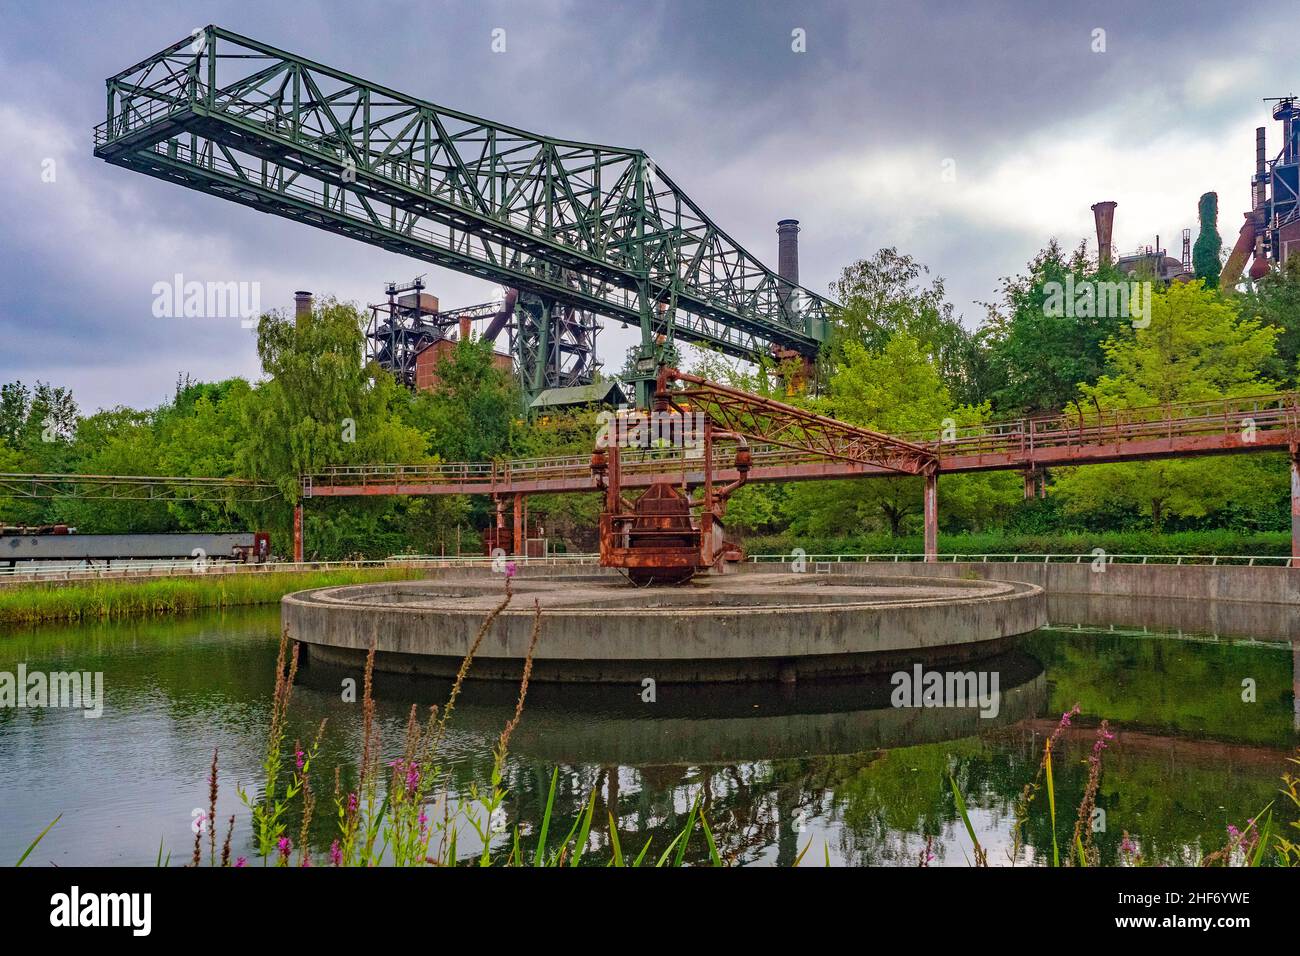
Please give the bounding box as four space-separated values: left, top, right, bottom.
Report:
513 494 524 557
293 503 304 563
1291 448 1299 569
924 471 938 563
1021 468 1047 499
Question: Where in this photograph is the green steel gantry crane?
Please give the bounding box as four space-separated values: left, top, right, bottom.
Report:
94 25 835 405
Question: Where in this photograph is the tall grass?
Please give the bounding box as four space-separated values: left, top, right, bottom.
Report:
949 707 1300 868
0 567 426 627
193 575 730 868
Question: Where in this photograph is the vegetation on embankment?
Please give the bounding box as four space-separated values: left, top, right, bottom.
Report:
740 529 1292 559
0 567 426 627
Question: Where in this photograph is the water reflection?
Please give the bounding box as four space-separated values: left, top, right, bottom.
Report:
0 607 1294 866
298 650 1048 766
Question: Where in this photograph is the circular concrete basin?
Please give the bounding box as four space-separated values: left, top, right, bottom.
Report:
283 567 1046 683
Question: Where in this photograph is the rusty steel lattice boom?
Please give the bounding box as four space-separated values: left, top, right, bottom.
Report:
0 473 280 503
92 26 836 404
654 366 937 476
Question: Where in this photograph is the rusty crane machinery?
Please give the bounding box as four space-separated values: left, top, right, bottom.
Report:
591 367 937 584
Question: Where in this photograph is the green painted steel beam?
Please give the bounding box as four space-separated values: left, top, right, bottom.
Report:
94 25 836 366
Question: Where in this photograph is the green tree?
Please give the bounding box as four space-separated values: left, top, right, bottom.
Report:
405 337 520 463
57 407 171 532
784 333 1016 537
236 298 426 553
982 240 1132 416
1239 253 1300 386
239 298 425 496
0 381 30 447
827 248 981 404
1053 281 1283 530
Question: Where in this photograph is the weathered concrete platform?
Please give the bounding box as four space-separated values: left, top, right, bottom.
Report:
282 569 1046 683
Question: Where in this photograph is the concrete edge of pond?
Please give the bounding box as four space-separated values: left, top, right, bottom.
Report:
794 560 1300 605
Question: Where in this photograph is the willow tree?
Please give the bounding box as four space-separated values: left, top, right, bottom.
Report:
235 297 426 553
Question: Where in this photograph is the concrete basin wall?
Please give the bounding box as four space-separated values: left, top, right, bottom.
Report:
754 562 1298 640
282 571 1046 683
770 561 1297 604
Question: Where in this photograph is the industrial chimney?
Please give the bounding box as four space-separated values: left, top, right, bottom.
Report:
1251 125 1270 277
1091 201 1117 268
776 219 800 321
294 290 314 326
777 219 800 287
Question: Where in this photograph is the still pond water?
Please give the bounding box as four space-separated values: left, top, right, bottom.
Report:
1 605 1296 866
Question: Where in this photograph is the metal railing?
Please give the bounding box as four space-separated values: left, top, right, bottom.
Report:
746 552 1296 568
4 551 1292 584
0 553 601 584
303 392 1300 493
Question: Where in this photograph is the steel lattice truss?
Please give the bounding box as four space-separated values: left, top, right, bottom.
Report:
0 474 280 503
657 368 937 476
93 26 836 365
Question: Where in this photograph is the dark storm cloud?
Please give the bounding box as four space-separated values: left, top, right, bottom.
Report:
0 0 1294 409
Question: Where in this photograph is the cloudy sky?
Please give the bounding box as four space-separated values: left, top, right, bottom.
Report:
1 0 1295 412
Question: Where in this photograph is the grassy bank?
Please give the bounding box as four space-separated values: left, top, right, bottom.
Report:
0 567 427 627
740 530 1292 558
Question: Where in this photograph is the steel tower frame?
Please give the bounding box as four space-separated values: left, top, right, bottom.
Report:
93 26 836 404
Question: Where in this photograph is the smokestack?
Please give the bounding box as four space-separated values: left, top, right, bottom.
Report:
294 290 313 326
1255 126 1267 209
459 314 471 341
1091 201 1117 267
776 219 800 287
1253 126 1270 271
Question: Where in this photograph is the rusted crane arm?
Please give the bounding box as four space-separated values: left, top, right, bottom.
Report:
655 367 936 476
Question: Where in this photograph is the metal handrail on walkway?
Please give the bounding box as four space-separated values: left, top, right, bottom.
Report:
0 553 600 584
745 552 1295 567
